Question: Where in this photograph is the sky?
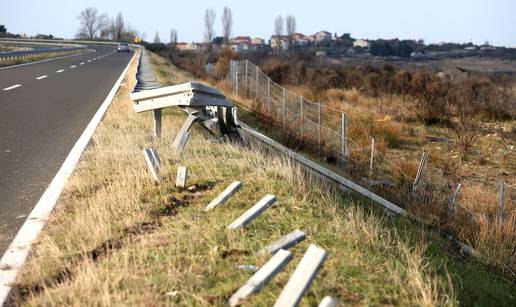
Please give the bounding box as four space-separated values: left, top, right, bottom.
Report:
1 0 515 47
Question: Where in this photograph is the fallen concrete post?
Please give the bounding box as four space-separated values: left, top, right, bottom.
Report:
228 195 276 229
256 229 306 256
273 244 329 307
205 181 243 211
318 296 338 307
228 249 293 306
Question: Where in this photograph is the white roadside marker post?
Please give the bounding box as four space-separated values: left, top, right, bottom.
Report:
256 229 306 256
228 249 293 307
143 148 161 183
273 244 329 307
227 195 276 229
175 166 188 188
318 296 339 307
204 181 243 211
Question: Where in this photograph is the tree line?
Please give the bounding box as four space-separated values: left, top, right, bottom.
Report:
76 7 138 42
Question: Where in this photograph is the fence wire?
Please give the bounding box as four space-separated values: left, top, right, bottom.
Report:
227 60 514 229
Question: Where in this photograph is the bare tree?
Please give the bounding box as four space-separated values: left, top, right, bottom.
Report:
170 28 178 49
113 12 125 41
274 15 284 50
286 15 296 45
154 31 161 43
204 8 216 47
77 7 106 39
221 6 233 45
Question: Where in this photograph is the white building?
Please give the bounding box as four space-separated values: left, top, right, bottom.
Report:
353 39 370 48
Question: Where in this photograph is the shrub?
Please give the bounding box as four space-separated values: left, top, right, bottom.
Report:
213 48 240 81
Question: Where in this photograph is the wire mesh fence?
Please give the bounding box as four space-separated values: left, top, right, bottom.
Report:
227 59 514 234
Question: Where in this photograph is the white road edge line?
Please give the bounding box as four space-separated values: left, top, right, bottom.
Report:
35 75 48 80
0 50 137 305
56 69 65 73
2 84 22 91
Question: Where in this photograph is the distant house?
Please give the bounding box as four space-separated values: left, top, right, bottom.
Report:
231 36 252 45
252 37 265 45
176 42 201 52
270 35 289 50
230 42 256 53
292 33 309 46
353 39 370 48
314 31 332 44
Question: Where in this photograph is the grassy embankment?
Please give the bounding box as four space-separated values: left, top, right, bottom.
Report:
9 50 515 306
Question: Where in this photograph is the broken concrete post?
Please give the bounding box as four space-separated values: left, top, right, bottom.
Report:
228 195 276 229
175 166 187 188
273 244 329 307
256 229 306 256
205 181 243 211
228 249 293 306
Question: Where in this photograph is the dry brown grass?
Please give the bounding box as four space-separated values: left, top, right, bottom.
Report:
8 50 464 306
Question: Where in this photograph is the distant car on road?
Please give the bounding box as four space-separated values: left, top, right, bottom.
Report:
117 43 130 53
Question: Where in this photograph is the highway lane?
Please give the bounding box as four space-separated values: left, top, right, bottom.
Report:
0 45 133 254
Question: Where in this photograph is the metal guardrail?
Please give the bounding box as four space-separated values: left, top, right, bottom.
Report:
0 46 87 61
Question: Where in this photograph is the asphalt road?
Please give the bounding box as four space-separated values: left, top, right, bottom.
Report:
0 45 133 255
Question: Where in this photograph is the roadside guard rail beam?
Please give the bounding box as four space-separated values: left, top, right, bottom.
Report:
0 46 88 61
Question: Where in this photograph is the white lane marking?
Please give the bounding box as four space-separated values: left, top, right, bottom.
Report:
56 69 65 73
2 84 22 91
35 75 48 80
70 65 76 68
80 62 85 65
0 51 137 305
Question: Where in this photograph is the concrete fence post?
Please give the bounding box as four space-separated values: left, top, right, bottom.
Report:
499 179 505 230
369 138 375 175
449 183 462 214
317 102 322 146
341 113 348 164
267 77 271 108
255 66 259 99
300 95 304 138
412 152 429 192
245 59 249 94
282 88 286 129
235 61 239 96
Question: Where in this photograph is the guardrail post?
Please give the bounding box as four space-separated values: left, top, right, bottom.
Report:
341 113 348 165
153 109 162 138
282 88 286 129
499 179 505 231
